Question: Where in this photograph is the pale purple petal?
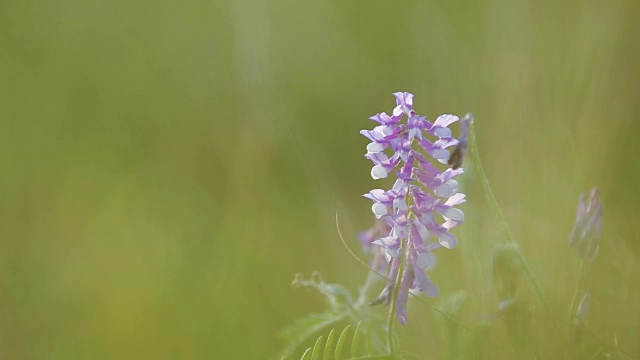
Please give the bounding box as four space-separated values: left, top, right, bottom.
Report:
363 189 394 203
372 235 399 248
414 269 439 297
435 230 457 248
444 193 466 206
396 265 414 325
369 112 399 125
433 114 459 128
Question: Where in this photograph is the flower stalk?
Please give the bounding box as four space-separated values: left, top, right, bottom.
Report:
386 237 407 353
469 124 548 307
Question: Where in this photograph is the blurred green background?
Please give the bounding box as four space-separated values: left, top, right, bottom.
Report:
1 0 639 358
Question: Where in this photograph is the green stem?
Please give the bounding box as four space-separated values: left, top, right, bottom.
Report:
386 238 407 354
469 124 548 307
469 125 513 244
568 260 586 328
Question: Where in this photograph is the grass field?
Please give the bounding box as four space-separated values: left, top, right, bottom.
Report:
1 0 639 358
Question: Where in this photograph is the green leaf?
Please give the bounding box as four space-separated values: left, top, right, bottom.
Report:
281 313 342 341
351 321 364 358
286 323 395 360
364 321 372 354
300 348 312 360
279 312 344 359
335 325 351 360
291 272 356 314
323 328 336 360
310 335 324 360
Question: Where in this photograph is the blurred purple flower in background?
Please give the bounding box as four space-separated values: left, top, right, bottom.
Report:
360 92 466 324
448 113 473 169
568 187 602 344
568 187 603 261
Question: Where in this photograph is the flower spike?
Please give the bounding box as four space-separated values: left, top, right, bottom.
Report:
360 92 467 324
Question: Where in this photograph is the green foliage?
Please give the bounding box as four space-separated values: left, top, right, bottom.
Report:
280 313 346 359
310 335 324 360
323 328 337 360
291 272 361 316
301 348 312 360
286 323 401 360
281 270 396 359
350 322 363 358
335 325 351 360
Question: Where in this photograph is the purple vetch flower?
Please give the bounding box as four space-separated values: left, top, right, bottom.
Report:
359 221 391 253
360 92 467 324
392 92 414 119
359 220 392 278
568 187 602 261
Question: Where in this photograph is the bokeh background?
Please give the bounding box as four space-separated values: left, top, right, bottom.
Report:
1 0 639 358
